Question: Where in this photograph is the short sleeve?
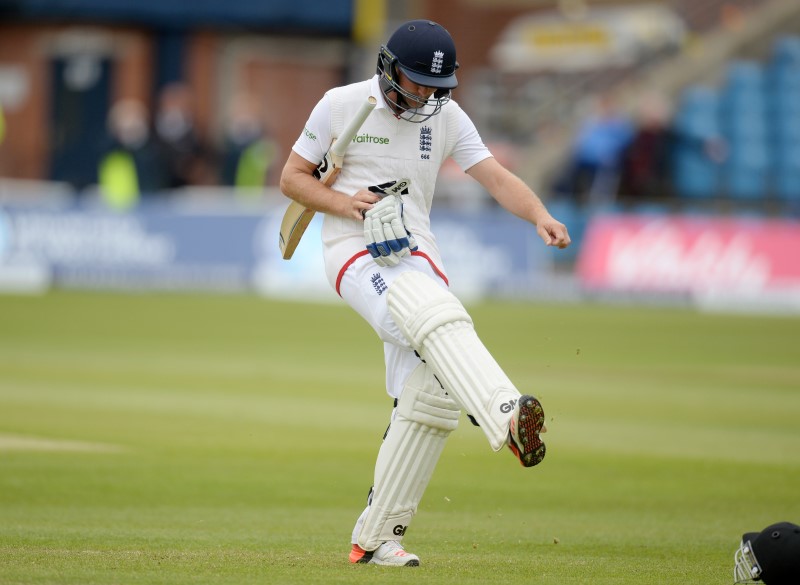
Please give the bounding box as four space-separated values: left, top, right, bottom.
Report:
449 105 493 172
291 95 333 165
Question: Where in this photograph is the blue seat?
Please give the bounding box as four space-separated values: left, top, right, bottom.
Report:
767 36 800 98
720 68 768 142
724 135 771 200
674 86 722 139
721 92 766 120
773 143 800 200
723 145 770 200
767 66 800 92
722 106 768 141
771 115 800 147
771 36 800 69
667 40 800 202
767 87 800 118
673 147 720 198
724 61 765 92
774 169 800 200
671 86 724 199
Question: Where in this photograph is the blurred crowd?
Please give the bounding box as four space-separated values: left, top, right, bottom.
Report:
4 29 798 217
552 88 697 207
552 35 800 211
96 83 279 210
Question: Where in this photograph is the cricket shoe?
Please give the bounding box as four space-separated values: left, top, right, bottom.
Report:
349 541 420 566
507 394 547 467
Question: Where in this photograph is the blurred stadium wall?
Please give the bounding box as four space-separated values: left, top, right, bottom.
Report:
0 0 799 314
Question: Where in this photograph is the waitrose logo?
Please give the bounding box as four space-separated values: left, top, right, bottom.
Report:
352 133 390 145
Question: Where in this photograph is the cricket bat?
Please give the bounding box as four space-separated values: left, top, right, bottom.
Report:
278 95 378 259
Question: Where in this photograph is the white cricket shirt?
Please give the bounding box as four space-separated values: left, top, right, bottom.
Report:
291 75 492 291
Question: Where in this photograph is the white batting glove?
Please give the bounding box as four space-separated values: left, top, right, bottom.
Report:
364 194 418 267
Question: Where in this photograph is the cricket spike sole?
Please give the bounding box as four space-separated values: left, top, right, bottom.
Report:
507 395 546 467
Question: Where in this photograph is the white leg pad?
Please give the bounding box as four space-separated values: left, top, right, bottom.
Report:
387 271 520 451
356 363 459 551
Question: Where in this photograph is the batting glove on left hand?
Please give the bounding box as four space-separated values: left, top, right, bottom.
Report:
364 193 418 267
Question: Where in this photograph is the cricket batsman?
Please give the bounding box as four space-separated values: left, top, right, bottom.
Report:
280 19 571 566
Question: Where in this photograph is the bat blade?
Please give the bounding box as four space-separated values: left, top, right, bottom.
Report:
279 95 377 259
278 202 316 259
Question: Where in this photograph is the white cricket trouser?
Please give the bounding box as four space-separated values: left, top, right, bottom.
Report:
338 254 448 399
339 255 453 548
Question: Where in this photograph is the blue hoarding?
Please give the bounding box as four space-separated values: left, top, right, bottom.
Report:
0 201 555 301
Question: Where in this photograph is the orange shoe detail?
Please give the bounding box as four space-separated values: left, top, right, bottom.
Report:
349 544 371 564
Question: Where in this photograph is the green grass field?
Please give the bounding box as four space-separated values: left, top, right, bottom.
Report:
1 291 798 584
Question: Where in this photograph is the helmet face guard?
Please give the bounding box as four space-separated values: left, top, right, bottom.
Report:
377 45 452 123
733 523 800 585
733 539 761 583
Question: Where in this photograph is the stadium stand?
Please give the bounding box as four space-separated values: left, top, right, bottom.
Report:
672 35 800 204
672 86 723 200
768 36 800 200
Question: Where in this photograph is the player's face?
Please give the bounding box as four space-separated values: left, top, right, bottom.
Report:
396 70 436 108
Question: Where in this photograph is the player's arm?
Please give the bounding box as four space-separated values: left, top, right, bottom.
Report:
279 152 377 221
466 157 571 249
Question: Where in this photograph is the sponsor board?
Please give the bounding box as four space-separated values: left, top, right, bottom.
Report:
0 203 553 300
576 214 800 312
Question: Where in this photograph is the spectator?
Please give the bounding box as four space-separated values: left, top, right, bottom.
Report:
97 99 162 210
554 92 634 207
153 82 215 189
220 92 279 192
617 91 676 203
